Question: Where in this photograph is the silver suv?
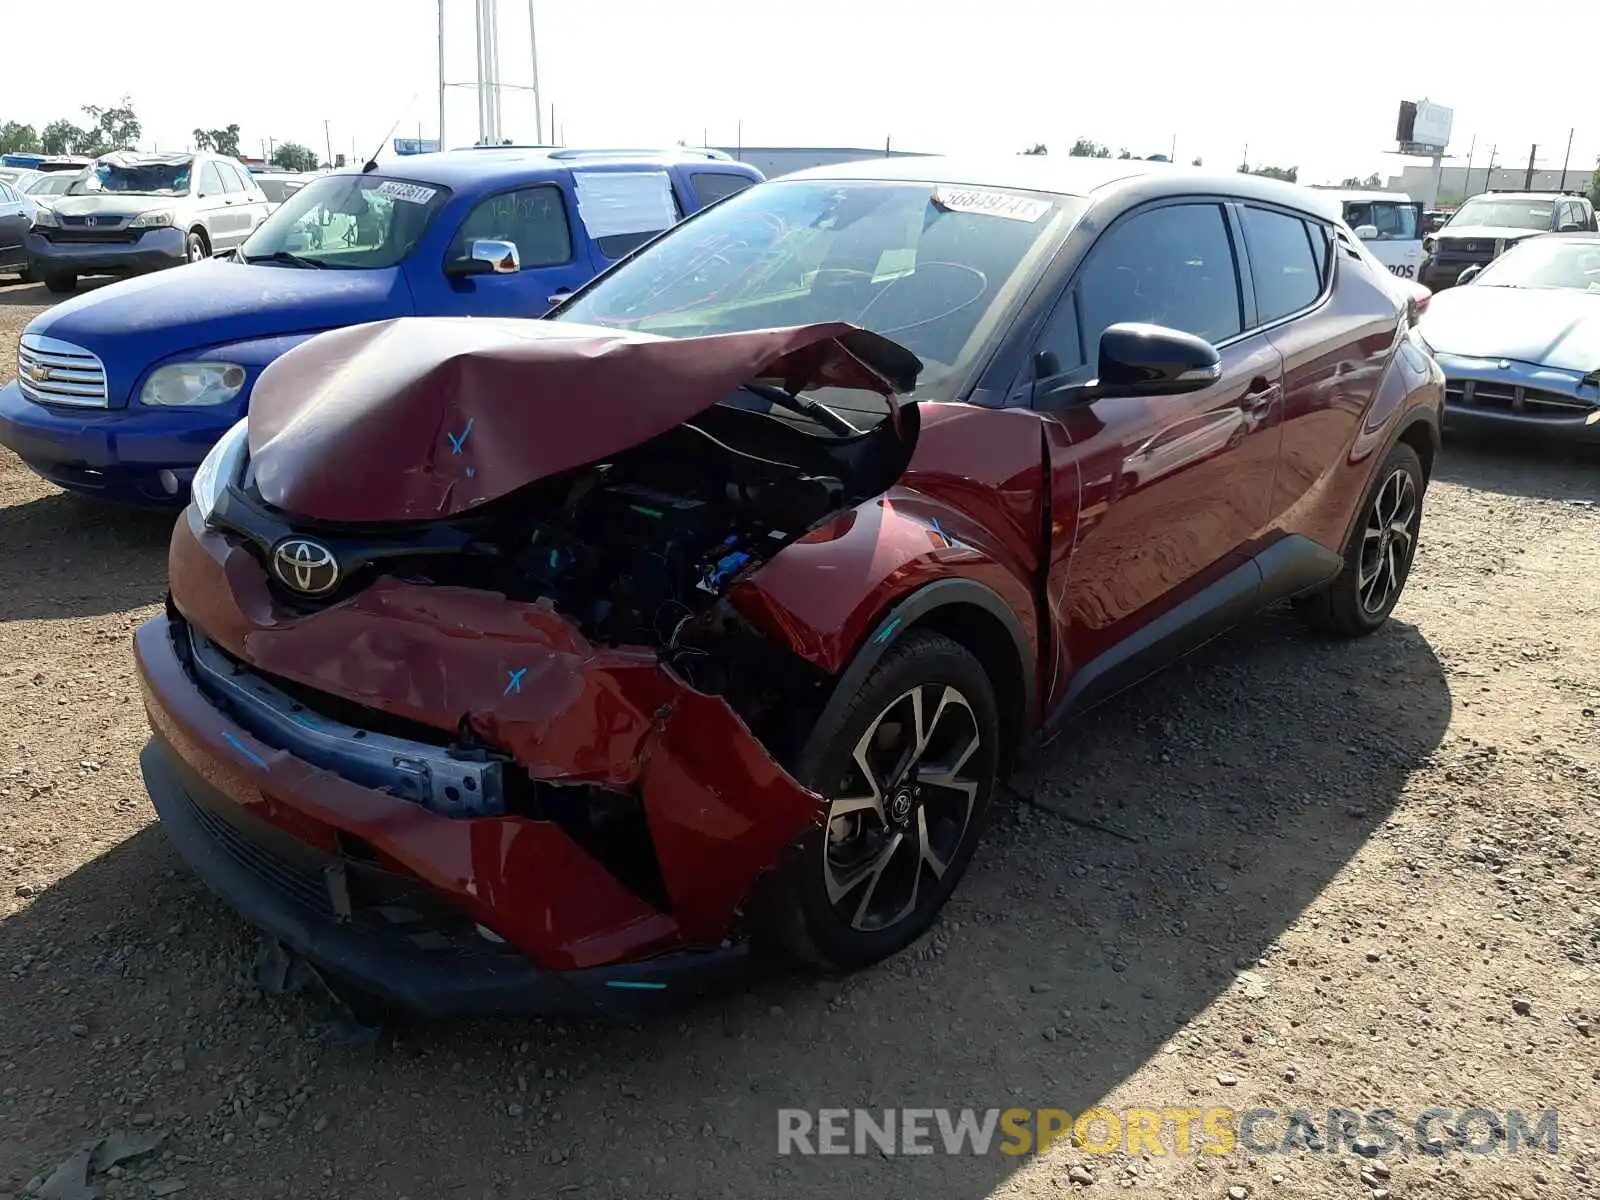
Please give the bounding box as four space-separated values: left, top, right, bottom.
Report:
26 151 270 293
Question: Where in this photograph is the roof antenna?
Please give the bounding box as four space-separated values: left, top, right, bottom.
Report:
362 94 419 173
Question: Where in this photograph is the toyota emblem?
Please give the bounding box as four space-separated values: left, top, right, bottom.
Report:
271 538 340 596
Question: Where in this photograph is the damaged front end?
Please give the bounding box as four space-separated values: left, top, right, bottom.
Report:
136 317 923 1014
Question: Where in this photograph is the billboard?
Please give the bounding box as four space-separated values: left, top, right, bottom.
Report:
393 138 441 156
1396 100 1452 153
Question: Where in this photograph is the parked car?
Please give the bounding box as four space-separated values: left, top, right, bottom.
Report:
0 147 763 504
1421 209 1451 235
1421 191 1598 290
1417 231 1600 443
0 180 41 280
0 167 41 191
134 157 1443 1016
20 171 80 203
1331 190 1423 279
251 171 313 213
25 151 271 294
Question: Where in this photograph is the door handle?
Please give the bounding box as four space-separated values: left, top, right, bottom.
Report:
547 289 573 306
1240 377 1280 412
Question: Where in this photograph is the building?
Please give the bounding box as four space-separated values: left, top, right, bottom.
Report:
1385 163 1595 206
713 146 930 178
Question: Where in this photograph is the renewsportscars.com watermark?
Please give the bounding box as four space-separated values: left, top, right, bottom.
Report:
777 1106 1560 1158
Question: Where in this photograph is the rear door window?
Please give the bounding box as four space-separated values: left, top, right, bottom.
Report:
572 170 680 259
450 184 574 267
1240 206 1324 322
1076 202 1244 346
690 171 756 207
217 163 244 193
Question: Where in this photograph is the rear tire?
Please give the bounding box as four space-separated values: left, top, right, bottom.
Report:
1295 442 1425 638
44 272 76 294
768 630 1001 971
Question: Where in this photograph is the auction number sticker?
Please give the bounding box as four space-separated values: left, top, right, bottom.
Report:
932 187 1052 223
374 181 438 204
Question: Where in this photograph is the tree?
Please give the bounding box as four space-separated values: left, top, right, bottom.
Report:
78 96 140 154
193 124 241 156
1340 171 1383 189
1587 157 1599 209
1240 163 1298 183
1116 148 1134 159
0 121 41 155
269 142 319 173
1020 143 1048 156
1191 156 1203 167
40 119 85 155
1068 138 1111 159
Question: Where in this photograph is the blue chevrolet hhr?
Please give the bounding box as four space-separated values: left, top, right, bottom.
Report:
0 147 762 504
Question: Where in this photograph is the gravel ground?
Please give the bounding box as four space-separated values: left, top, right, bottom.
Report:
1 277 1597 1199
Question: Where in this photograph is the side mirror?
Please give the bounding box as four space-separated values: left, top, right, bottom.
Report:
1456 264 1484 285
1353 224 1379 241
1041 323 1221 405
447 238 521 277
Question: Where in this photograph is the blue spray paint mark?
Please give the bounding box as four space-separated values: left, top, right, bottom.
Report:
446 417 475 455
874 616 902 645
504 667 527 696
222 731 268 769
929 517 955 547
605 980 668 991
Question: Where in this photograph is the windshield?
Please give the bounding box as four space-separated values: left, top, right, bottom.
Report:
1474 238 1600 291
70 158 192 197
556 179 1076 400
1448 199 1554 231
239 174 450 270
23 173 76 197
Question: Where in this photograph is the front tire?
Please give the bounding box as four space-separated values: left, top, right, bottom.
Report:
771 630 1001 971
185 230 209 263
1295 442 1425 637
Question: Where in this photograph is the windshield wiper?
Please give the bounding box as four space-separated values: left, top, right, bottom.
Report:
242 249 321 269
741 382 860 436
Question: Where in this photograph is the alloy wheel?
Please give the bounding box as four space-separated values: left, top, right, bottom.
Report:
1358 467 1418 615
822 684 987 932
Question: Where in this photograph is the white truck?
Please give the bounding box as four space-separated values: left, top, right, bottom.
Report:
1327 190 1424 280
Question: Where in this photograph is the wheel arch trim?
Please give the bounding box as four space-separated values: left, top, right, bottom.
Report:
812 577 1037 763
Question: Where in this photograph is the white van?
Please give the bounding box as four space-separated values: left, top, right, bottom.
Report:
1327 190 1424 280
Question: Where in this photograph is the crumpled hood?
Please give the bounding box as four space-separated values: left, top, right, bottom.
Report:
28 261 412 380
43 193 175 219
1420 286 1600 374
248 317 922 523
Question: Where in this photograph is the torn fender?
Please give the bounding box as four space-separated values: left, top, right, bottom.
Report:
167 517 827 950
247 317 922 523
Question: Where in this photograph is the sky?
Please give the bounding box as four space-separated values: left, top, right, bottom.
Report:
4 0 1598 186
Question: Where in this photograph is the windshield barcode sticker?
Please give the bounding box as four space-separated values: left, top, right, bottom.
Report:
374 181 437 204
931 188 1052 223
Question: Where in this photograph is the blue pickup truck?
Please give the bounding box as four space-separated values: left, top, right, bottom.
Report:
0 147 762 504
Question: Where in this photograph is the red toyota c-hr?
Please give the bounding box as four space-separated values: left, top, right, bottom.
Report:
136 157 1443 1016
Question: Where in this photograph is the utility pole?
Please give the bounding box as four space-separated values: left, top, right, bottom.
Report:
528 0 543 143
438 0 447 149
1169 133 1176 163
1559 127 1574 190
1484 144 1496 193
1523 144 1537 191
1461 134 1475 203
323 120 333 169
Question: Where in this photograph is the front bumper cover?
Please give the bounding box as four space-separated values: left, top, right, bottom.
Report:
140 731 748 1017
25 226 187 275
138 517 834 1012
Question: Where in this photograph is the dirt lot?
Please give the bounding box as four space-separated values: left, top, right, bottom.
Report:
1 277 1597 1200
